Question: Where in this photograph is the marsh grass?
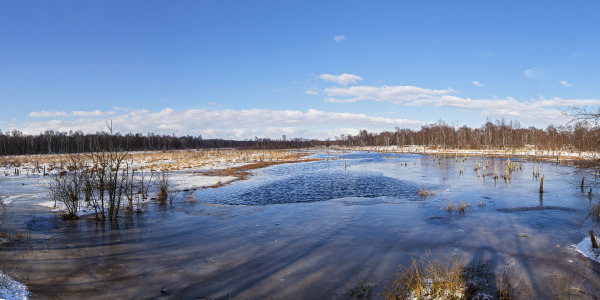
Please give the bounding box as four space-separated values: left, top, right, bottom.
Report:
495 264 514 299
383 253 466 300
445 201 454 213
157 171 170 201
444 200 472 214
419 188 435 198
383 254 517 300
457 200 471 214
349 273 374 299
0 149 317 176
591 202 600 221
550 272 594 300
0 259 22 292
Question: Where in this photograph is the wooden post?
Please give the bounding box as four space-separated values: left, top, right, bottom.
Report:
590 230 599 249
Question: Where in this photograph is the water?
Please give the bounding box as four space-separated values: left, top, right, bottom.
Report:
1 151 600 298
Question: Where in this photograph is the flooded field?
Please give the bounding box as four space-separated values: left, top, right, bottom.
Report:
2 151 600 299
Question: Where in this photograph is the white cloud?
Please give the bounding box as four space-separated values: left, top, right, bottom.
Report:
28 111 68 117
333 35 346 43
319 73 363 85
72 110 113 117
524 67 545 80
322 82 600 125
29 109 114 118
17 108 426 139
471 80 484 87
324 85 455 103
305 88 319 96
559 80 572 87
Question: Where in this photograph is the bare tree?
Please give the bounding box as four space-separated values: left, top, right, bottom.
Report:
47 156 86 218
564 106 600 125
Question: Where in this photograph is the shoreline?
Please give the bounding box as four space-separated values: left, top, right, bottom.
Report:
324 145 600 163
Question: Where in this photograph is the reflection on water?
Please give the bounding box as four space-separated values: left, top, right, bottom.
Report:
196 152 431 205
3 151 600 299
206 172 421 205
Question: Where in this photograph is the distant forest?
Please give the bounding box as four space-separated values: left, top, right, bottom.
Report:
0 119 598 156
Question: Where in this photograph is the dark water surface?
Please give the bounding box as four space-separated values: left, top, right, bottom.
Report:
2 151 600 299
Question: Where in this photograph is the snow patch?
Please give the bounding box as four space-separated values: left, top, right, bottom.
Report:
575 235 600 263
0 272 29 300
170 173 237 190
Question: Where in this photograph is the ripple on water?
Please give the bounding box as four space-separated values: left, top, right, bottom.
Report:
197 171 423 205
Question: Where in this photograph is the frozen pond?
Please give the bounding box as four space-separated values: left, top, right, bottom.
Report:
1 151 600 298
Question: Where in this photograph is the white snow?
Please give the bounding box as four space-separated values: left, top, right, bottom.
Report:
0 272 29 300
169 173 237 190
575 235 600 264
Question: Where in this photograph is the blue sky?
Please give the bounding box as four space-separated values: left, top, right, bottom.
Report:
1 1 600 139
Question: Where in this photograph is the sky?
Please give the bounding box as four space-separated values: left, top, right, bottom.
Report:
1 0 600 140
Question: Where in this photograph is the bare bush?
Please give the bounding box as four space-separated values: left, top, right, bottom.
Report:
157 171 170 201
137 169 153 200
46 123 151 221
48 157 86 218
84 143 130 220
0 193 12 238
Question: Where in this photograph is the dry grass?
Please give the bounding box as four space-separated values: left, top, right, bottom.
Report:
591 202 600 221
495 264 514 299
445 201 454 213
349 273 374 299
549 272 594 300
383 254 467 300
0 149 319 174
419 188 435 198
457 200 471 214
445 200 472 214
383 254 516 300
204 155 322 188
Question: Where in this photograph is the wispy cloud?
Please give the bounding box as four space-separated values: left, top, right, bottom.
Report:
304 88 319 96
28 111 68 117
324 85 455 103
559 80 572 87
319 73 362 85
333 35 346 43
29 109 114 118
18 108 425 139
524 69 532 78
72 110 113 117
471 80 484 87
323 82 600 125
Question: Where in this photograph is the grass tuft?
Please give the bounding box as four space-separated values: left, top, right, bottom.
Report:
445 200 472 214
383 253 515 300
419 188 434 198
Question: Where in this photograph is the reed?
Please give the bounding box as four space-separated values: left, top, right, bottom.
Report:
383 253 515 300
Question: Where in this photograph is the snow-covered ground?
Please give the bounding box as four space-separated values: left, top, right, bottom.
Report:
335 145 600 161
0 149 314 217
0 149 315 299
0 272 29 300
575 235 600 264
169 172 237 190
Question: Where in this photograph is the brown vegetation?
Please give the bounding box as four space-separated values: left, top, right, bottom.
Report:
204 153 321 188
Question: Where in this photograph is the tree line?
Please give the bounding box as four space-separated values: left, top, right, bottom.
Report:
0 118 599 155
336 119 599 151
0 130 321 155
